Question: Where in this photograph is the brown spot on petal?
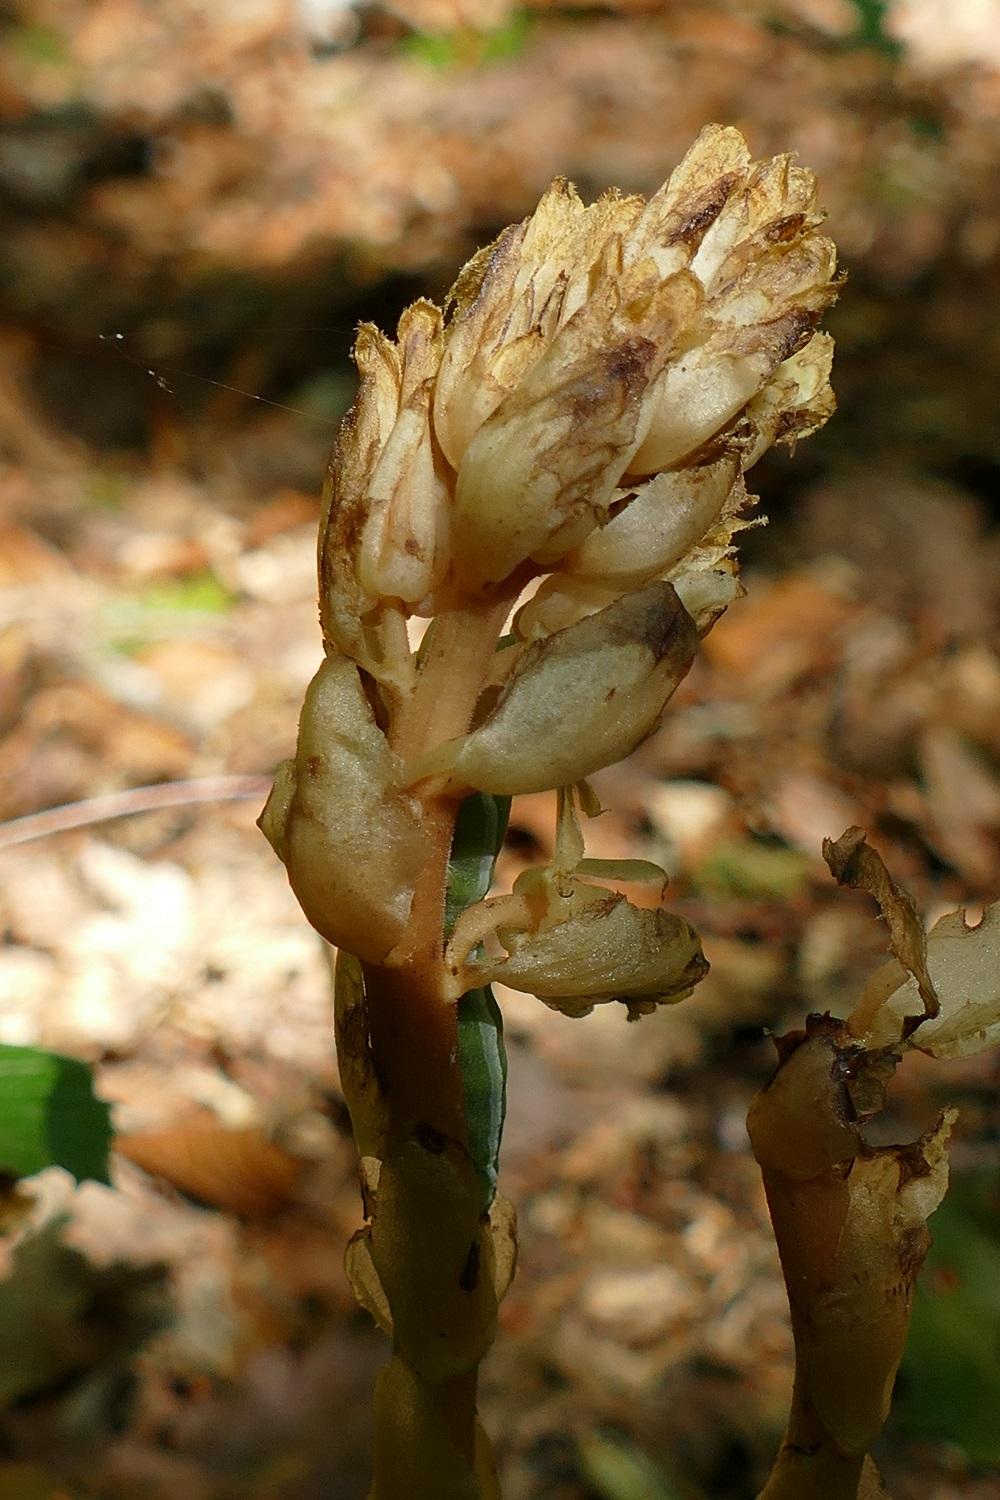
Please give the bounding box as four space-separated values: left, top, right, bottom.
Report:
764 213 808 244
666 173 741 246
634 581 700 665
459 1239 481 1293
566 339 654 425
416 1122 448 1154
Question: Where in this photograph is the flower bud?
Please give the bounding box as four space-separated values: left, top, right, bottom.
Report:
318 304 447 682
258 653 424 964
404 581 697 795
356 301 451 607
627 131 837 473
562 457 742 584
432 180 646 471
318 323 400 666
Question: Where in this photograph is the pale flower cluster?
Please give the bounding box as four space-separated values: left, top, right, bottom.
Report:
262 125 839 1011
320 123 837 681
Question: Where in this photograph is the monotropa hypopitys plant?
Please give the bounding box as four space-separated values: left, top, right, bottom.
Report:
260 124 839 1498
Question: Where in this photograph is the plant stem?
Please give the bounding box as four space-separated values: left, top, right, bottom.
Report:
360 596 512 1497
759 1385 883 1500
390 598 512 963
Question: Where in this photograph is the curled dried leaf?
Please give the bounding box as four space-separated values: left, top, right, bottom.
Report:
861 904 1000 1058
823 827 938 1027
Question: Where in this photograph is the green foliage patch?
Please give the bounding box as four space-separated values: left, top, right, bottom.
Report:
0 1044 112 1186
896 1169 1000 1466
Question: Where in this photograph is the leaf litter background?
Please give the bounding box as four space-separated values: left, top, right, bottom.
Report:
0 2 999 1496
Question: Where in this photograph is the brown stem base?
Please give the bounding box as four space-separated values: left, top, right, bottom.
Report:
370 1358 498 1500
758 1389 890 1500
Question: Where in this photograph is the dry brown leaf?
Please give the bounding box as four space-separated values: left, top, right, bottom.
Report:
0 524 75 586
702 573 854 691
118 1117 303 1217
822 826 938 1025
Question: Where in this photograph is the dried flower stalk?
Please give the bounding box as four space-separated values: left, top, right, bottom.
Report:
260 125 838 1496
751 829 999 1500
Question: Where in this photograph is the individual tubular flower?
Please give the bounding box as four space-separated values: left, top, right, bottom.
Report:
403 580 698 795
751 828 998 1500
447 866 707 1019
624 153 836 477
562 334 834 589
445 790 707 1018
317 301 447 687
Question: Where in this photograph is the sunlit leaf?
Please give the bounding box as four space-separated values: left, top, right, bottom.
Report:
0 1044 112 1185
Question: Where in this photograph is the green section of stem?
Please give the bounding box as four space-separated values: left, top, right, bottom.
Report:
445 791 511 936
448 791 511 1213
457 985 507 1214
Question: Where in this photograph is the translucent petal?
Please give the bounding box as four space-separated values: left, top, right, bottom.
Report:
258 653 423 963
864 905 1000 1058
406 582 697 794
478 882 706 1016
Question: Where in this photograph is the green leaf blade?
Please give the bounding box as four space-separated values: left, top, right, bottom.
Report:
0 1045 112 1186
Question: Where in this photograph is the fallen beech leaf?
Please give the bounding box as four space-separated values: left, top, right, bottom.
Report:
118 1117 302 1217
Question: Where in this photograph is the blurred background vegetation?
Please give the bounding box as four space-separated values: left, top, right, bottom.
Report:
0 3 997 1498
